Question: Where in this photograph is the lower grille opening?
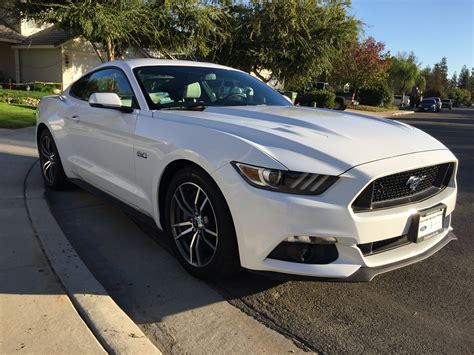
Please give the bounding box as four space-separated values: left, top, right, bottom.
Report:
268 242 338 264
358 235 410 256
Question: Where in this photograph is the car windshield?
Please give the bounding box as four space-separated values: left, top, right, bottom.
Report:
422 99 435 104
133 65 291 109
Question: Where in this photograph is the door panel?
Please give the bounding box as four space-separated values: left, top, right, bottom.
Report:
69 101 139 204
64 67 143 208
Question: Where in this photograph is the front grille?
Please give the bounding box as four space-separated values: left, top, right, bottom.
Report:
353 163 454 211
372 165 440 202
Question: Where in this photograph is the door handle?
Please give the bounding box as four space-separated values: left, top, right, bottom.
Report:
71 115 80 122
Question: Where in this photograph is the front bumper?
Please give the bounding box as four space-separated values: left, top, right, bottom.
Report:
212 149 457 280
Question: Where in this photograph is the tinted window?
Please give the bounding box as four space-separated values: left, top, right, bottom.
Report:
70 68 136 108
134 65 291 109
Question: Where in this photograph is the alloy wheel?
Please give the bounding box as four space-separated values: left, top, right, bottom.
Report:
170 182 219 267
39 134 57 184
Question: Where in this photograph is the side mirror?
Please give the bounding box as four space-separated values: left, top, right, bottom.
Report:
283 95 293 104
89 92 133 113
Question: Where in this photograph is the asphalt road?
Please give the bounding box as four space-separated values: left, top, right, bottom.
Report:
47 107 474 354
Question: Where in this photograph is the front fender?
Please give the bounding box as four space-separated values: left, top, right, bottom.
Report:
134 114 286 228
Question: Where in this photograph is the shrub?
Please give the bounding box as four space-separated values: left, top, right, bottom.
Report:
297 89 335 108
0 89 50 107
359 83 393 107
39 84 57 92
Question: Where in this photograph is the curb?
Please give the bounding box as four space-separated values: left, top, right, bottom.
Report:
24 160 161 355
345 108 415 119
391 111 415 116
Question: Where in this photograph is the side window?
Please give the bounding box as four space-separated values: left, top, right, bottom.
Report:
71 68 136 108
70 74 92 101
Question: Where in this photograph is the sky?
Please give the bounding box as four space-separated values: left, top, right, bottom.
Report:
350 0 474 76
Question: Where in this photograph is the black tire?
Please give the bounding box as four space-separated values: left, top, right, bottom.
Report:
38 129 70 190
164 166 240 281
334 98 344 110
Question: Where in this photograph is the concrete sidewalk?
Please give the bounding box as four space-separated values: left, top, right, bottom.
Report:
0 127 159 354
0 127 105 353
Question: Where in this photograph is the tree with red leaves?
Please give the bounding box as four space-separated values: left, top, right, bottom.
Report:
330 37 392 90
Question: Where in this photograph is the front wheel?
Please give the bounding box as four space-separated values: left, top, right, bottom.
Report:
164 167 240 281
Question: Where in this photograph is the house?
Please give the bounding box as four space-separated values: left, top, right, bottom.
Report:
0 16 145 90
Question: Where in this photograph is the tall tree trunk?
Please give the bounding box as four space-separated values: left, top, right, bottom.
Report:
253 69 271 83
106 38 115 61
90 41 105 63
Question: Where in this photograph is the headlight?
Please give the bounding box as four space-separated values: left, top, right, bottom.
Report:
232 162 339 195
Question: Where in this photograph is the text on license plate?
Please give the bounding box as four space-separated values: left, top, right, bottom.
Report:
418 209 444 240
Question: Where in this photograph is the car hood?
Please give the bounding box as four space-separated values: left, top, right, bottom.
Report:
155 105 448 175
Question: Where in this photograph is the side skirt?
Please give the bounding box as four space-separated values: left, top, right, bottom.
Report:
68 178 163 232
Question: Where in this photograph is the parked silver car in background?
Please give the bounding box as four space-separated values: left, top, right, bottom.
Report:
442 99 453 110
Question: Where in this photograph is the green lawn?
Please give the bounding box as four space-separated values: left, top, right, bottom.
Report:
0 102 36 128
349 104 400 112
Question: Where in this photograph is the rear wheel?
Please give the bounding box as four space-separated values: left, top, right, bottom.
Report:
38 129 69 190
334 98 345 110
164 167 240 281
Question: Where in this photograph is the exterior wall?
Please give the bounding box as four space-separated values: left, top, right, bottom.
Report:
19 48 62 84
62 38 146 88
20 20 50 37
0 42 16 82
62 38 103 89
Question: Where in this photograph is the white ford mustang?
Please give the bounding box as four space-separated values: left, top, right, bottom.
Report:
36 59 458 281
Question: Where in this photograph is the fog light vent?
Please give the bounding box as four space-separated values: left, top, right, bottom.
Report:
286 236 337 245
268 237 338 264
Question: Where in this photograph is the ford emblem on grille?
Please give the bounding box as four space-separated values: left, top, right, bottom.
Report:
406 175 427 191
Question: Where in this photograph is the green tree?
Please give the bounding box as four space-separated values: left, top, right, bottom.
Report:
471 67 474 102
207 0 359 88
449 72 458 89
458 65 470 90
389 53 419 94
13 0 227 62
431 58 449 96
422 58 450 98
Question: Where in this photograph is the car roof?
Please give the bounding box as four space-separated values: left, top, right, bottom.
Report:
93 58 239 72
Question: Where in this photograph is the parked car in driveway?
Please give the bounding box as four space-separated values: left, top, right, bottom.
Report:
442 99 453 110
418 98 438 112
36 59 458 281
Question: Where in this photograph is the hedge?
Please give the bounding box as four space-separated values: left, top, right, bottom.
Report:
359 83 393 107
297 89 335 108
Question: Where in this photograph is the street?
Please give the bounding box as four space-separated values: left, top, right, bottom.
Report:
46 107 474 354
